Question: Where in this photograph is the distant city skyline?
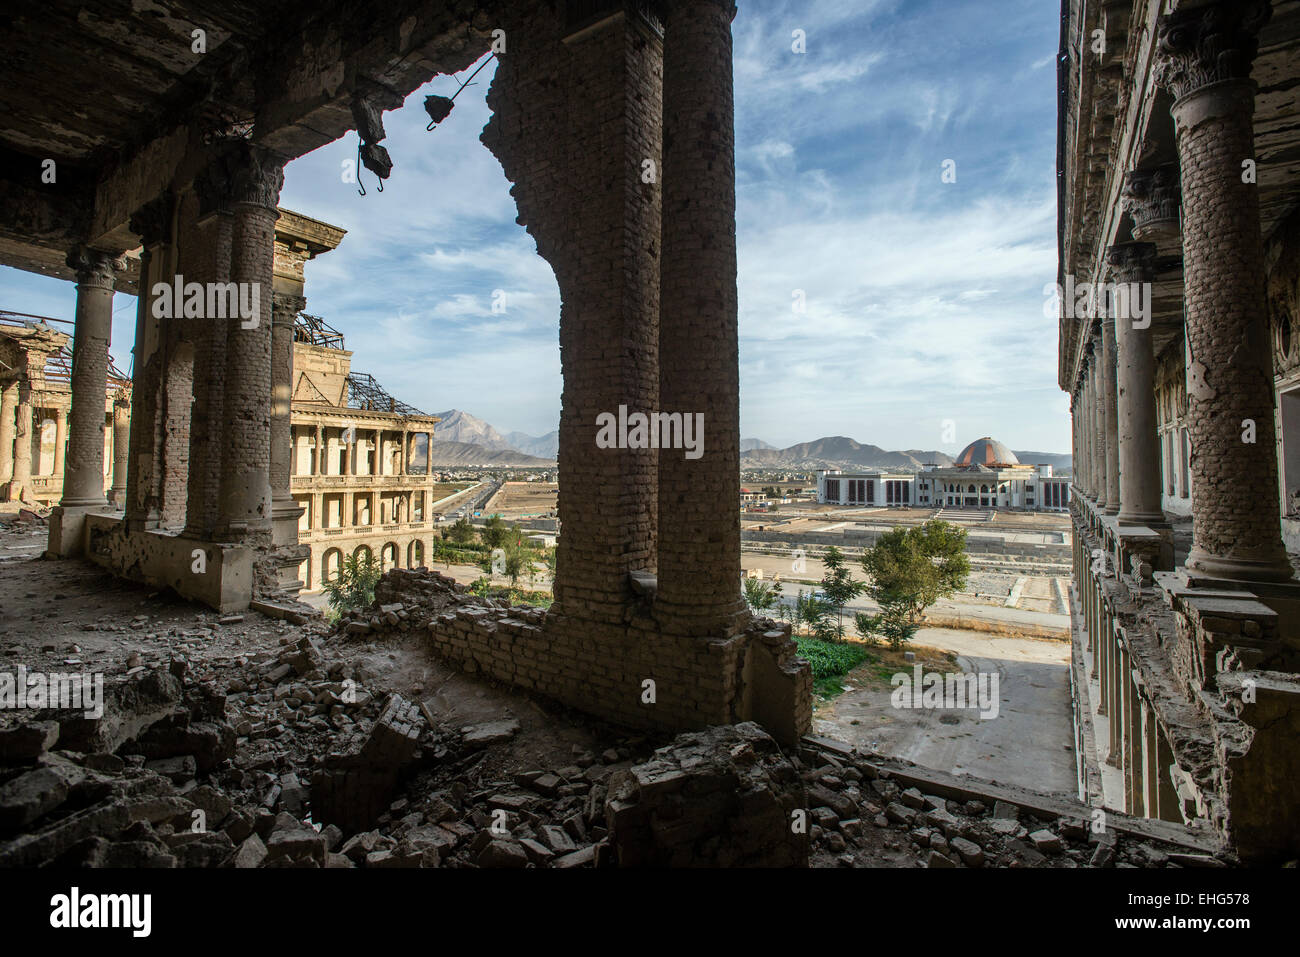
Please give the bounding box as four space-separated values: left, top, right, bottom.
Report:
0 0 1067 453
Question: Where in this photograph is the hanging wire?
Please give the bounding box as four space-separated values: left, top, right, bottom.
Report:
355 138 385 196
426 52 497 131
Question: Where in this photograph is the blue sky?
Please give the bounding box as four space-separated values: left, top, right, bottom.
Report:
0 0 1067 454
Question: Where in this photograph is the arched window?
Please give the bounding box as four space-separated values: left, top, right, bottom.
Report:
323 548 343 583
381 542 398 572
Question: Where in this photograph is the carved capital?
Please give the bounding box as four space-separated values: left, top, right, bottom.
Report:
1121 165 1181 240
1153 1 1272 101
271 293 306 328
129 194 173 247
1105 241 1158 283
229 144 287 210
65 246 127 289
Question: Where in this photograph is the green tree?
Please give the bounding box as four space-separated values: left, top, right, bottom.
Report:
322 552 382 613
743 576 783 615
854 596 920 650
447 517 476 545
794 589 836 641
481 514 510 548
819 546 866 639
860 520 970 622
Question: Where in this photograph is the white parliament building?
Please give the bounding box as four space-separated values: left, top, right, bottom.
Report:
816 437 1072 512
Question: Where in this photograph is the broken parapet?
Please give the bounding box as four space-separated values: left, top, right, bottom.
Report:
604 722 809 867
310 693 425 833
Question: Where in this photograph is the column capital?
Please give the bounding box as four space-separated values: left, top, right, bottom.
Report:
128 194 173 247
1121 165 1180 241
230 144 287 210
271 292 306 328
65 246 126 289
1153 1 1272 102
1105 241 1158 282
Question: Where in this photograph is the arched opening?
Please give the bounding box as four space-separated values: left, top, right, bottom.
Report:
323 548 343 584
381 541 398 572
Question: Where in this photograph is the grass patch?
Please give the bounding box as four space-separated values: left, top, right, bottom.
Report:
795 636 873 702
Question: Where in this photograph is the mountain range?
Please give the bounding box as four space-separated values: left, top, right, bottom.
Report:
429 410 1070 472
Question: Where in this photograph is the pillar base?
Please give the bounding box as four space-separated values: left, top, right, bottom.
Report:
45 504 117 558
82 513 253 613
1185 547 1295 585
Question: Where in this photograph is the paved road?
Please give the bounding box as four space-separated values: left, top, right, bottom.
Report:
815 627 1078 796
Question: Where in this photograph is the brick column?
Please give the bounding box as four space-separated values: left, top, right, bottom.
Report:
181 169 231 538
52 408 67 486
657 0 749 636
61 246 125 507
215 144 285 542
1154 1 1292 581
0 379 16 487
1108 242 1166 527
124 195 172 531
1100 313 1121 516
270 292 306 544
109 395 129 505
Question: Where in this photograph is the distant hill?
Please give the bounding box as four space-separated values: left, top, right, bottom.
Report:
427 440 554 467
739 436 1070 472
432 409 517 451
504 429 559 459
740 436 955 470
1012 450 1073 473
740 437 776 452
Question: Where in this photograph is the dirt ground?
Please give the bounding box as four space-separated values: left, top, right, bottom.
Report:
482 481 557 519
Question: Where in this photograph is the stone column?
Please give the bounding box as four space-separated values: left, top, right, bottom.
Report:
1082 351 1096 499
314 425 324 475
1154 2 1292 581
1101 313 1121 516
215 145 285 542
109 396 129 505
52 408 67 486
1091 333 1108 509
657 0 749 637
0 379 16 487
270 292 306 544
9 387 34 502
1108 242 1166 527
60 246 125 507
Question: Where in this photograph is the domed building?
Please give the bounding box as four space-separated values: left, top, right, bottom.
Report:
955 437 1020 468
921 436 1070 511
816 436 1071 512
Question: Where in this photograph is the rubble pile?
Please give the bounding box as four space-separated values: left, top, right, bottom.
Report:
334 568 468 637
605 722 808 867
0 619 644 868
794 742 1229 868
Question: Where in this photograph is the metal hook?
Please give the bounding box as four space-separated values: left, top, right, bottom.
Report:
356 140 366 196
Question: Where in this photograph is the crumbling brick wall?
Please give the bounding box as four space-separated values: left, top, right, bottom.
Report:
425 601 810 746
